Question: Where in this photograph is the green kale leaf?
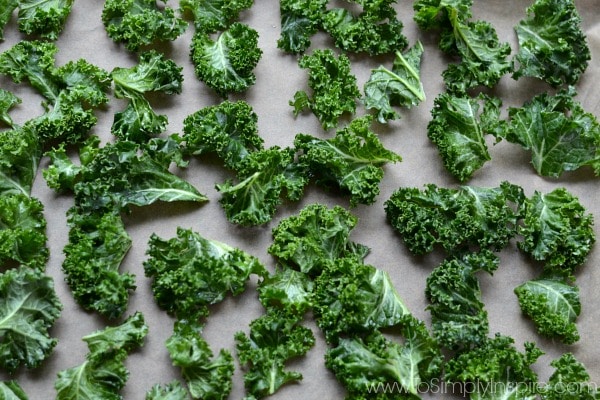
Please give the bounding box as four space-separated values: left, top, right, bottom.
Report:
144 227 267 319
268 203 369 276
427 92 503 182
413 0 473 31
146 381 189 400
500 87 600 177
384 181 524 255
166 320 234 400
190 22 263 98
182 100 263 170
444 334 543 400
513 0 590 87
55 312 148 400
540 353 598 400
257 267 314 314
277 0 326 54
314 257 411 343
426 252 498 351
322 0 407 56
0 380 28 400
364 41 425 123
111 51 184 142
517 187 595 277
235 309 315 399
0 125 41 196
216 147 308 226
290 49 360 130
0 88 20 127
16 0 74 40
180 0 253 33
101 0 187 51
515 275 581 344
0 0 19 41
295 115 401 206
325 315 443 398
0 266 62 373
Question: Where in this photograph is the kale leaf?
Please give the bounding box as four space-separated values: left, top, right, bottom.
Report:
0 380 28 400
0 88 21 127
277 0 326 54
180 0 253 33
540 353 598 399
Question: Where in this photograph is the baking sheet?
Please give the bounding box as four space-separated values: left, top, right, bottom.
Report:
0 0 599 398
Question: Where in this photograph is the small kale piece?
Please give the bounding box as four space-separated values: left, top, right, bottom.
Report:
146 381 189 400
444 334 543 400
166 320 234 400
235 309 315 399
55 312 148 400
314 257 411 344
364 41 425 123
426 252 498 351
427 92 503 182
180 0 253 33
277 0 326 54
111 51 184 142
325 315 443 399
384 181 524 255
513 0 590 87
144 227 267 319
517 187 595 278
0 125 41 196
62 208 135 319
413 0 473 31
216 147 308 226
0 0 19 41
258 267 314 314
190 22 262 98
0 380 28 400
322 0 408 56
0 194 48 270
102 0 187 51
515 275 581 344
182 100 263 169
540 353 598 400
0 89 21 127
16 0 74 40
500 87 600 177
0 40 111 145
290 49 360 130
295 116 402 206
0 267 62 374
268 203 369 276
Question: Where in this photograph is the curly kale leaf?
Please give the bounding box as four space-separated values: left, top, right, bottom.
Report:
364 41 425 123
444 334 543 400
515 275 581 344
216 147 308 226
290 49 360 130
101 0 187 51
62 208 135 319
180 0 253 33
500 87 600 177
0 266 62 374
0 89 21 128
268 203 369 276
427 92 503 182
442 10 512 93
513 0 590 87
325 315 443 398
384 181 525 255
277 0 326 54
0 380 28 400
322 0 407 56
0 41 111 145
314 257 411 344
55 312 148 400
413 0 473 31
540 353 598 400
0 0 19 41
517 188 595 278
0 125 41 196
426 252 498 352
111 51 184 142
295 116 401 206
166 320 234 400
235 309 315 399
146 381 189 400
0 194 48 270
16 0 74 40
182 100 263 169
191 22 262 98
144 227 267 319
258 267 314 314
